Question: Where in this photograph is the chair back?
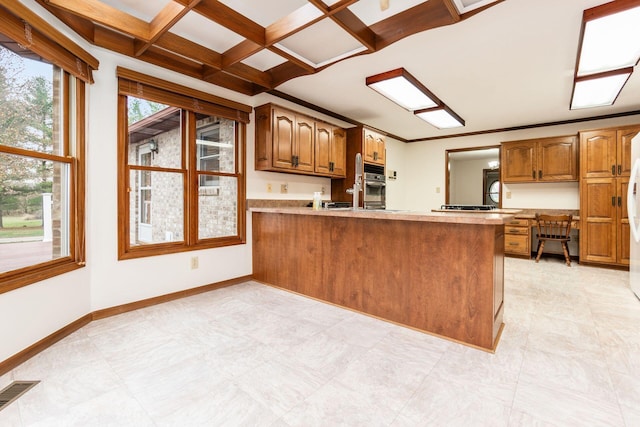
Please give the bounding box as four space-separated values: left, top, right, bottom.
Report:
535 214 572 240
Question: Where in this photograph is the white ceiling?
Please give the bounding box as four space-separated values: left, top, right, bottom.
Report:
274 0 640 140
78 0 640 141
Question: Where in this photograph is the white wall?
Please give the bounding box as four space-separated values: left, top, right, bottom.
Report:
450 158 492 205
399 114 640 212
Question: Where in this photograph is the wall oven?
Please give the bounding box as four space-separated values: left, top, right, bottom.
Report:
363 164 386 209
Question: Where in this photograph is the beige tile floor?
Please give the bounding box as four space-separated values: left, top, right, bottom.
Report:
1 257 639 426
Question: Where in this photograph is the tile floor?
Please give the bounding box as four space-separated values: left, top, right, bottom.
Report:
1 257 639 426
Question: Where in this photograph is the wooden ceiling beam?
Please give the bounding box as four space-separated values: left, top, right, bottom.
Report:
224 62 272 89
265 3 324 46
42 0 151 41
370 0 457 50
192 0 265 45
135 0 203 57
268 61 314 88
330 8 376 52
202 67 260 96
267 45 315 73
222 40 262 68
155 32 222 70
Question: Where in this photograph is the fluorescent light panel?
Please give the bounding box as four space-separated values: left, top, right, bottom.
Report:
366 68 438 111
578 5 640 76
415 106 465 129
570 68 632 110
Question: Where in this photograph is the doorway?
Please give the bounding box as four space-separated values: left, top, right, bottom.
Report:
446 146 501 207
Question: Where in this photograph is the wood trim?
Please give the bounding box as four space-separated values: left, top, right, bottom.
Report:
0 0 98 69
92 275 252 320
116 67 252 116
0 275 252 376
0 313 92 376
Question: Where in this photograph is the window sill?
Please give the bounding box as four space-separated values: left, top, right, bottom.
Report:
0 259 85 295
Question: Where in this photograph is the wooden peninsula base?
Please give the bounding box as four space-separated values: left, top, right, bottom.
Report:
252 208 508 351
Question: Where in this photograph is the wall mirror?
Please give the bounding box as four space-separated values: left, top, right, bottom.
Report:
446 146 501 207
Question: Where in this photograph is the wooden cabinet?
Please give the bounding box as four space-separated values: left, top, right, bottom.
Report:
364 128 385 165
332 126 386 204
501 135 578 183
255 103 345 177
315 124 346 177
579 125 639 266
504 218 530 257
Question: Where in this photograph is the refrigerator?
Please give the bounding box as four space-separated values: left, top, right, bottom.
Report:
629 133 640 299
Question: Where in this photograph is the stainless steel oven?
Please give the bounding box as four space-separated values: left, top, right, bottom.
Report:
363 164 386 209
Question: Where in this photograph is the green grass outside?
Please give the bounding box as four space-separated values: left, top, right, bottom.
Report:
0 216 44 239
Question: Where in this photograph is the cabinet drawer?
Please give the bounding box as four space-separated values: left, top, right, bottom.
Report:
505 234 530 255
506 219 529 226
506 226 529 235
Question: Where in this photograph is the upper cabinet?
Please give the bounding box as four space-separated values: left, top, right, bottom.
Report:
501 135 578 183
580 125 640 179
255 103 346 178
363 129 385 165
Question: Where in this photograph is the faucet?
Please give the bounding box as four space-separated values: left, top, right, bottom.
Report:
346 153 363 209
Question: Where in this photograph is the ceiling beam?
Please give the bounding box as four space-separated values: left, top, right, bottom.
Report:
42 0 151 41
135 0 203 57
222 39 262 69
265 3 324 46
192 0 265 45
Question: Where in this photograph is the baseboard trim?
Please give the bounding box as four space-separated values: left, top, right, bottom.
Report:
0 275 253 376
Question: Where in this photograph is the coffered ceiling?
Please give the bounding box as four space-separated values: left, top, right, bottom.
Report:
33 0 640 140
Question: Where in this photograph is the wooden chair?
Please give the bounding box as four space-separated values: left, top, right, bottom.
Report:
534 214 573 266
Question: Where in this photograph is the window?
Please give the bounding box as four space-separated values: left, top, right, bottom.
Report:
117 68 250 259
0 2 95 293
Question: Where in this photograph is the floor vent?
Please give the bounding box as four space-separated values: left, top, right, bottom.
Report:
0 381 40 412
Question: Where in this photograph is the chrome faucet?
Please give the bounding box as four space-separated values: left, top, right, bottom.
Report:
346 153 363 209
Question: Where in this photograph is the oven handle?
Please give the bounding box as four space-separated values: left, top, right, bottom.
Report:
365 181 386 187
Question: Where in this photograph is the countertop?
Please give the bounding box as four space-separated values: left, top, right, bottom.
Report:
250 207 515 225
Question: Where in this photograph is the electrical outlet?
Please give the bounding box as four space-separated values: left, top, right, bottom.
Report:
267 183 272 193
321 186 326 195
190 256 199 269
436 187 440 193
506 191 512 199
281 183 288 194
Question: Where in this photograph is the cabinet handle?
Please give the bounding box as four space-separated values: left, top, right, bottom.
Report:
538 170 542 179
373 152 378 161
508 242 518 246
532 170 536 179
329 161 334 172
618 196 622 207
618 164 622 175
612 165 616 175
612 196 616 206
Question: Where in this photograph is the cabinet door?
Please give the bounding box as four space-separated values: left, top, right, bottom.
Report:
580 130 616 178
618 178 630 265
618 127 640 177
375 135 386 165
273 109 295 170
295 116 315 172
580 178 617 263
331 127 346 177
314 124 332 175
538 136 577 181
501 141 536 182
363 130 377 163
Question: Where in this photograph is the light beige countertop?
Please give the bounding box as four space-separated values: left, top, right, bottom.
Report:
250 207 516 225
431 208 523 214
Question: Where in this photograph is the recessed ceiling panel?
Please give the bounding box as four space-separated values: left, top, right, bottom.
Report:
171 11 244 53
242 49 287 72
452 0 500 14
100 0 170 21
348 0 428 26
276 18 366 67
219 0 308 27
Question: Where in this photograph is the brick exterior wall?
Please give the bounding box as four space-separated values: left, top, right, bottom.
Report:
128 115 237 245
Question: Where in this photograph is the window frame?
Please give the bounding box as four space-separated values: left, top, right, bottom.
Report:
0 69 87 294
117 69 249 260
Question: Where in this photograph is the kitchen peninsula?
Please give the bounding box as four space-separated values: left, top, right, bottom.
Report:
252 208 515 351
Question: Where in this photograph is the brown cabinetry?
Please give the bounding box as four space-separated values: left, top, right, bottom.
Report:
579 125 639 266
332 126 386 204
315 124 346 177
255 103 345 178
501 135 578 183
504 219 530 257
363 128 385 165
